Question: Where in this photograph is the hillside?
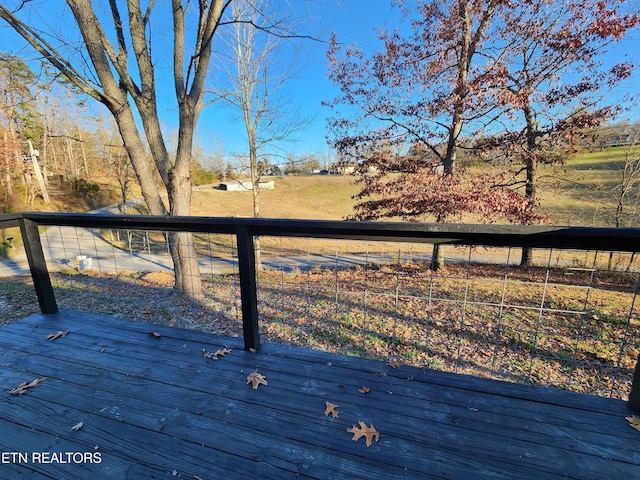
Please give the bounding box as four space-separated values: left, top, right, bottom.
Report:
189 145 639 228
191 175 360 220
537 145 639 227
3 145 638 228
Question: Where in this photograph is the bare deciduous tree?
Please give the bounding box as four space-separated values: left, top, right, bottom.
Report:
0 0 235 298
614 126 640 229
215 0 309 268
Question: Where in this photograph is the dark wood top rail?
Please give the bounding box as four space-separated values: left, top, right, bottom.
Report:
2 212 640 252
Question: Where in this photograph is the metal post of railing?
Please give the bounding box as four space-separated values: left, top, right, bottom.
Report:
629 354 640 413
236 225 260 351
18 218 58 314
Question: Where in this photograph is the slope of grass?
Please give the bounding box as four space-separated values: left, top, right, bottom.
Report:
191 175 359 219
189 145 639 228
526 145 640 227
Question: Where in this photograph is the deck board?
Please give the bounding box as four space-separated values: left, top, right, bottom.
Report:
0 311 639 479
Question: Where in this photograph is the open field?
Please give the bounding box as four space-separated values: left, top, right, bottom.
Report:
537 144 640 227
187 144 640 227
2 144 639 260
191 175 360 220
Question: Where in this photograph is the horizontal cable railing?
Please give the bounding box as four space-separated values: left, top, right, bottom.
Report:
1 212 640 405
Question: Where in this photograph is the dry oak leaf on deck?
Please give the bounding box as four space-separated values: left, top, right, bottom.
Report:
347 421 380 447
626 416 640 432
358 386 371 394
203 348 232 359
324 401 340 418
387 357 404 368
10 377 47 395
246 370 268 390
46 330 69 341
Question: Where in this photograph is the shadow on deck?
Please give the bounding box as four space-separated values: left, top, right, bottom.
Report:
1 311 639 479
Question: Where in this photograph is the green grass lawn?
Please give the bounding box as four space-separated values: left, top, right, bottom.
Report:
520 144 639 227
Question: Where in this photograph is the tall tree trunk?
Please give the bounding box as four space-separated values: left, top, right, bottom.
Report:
77 123 89 177
0 0 232 300
166 169 203 299
50 139 59 171
431 244 444 272
169 100 203 299
521 102 537 266
520 154 536 266
64 136 75 179
3 132 11 198
41 113 48 183
249 140 262 270
28 140 49 203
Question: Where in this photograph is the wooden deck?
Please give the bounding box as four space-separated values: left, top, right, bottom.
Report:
1 311 639 479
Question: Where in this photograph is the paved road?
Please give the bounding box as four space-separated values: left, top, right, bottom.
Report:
0 204 437 277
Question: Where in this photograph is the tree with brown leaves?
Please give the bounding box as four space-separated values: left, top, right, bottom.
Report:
326 0 638 269
474 0 639 264
325 0 537 269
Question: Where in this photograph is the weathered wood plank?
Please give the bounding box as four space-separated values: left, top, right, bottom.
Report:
1 316 628 437
15 310 632 414
4 313 638 459
1 311 639 479
0 345 434 478
7 312 635 428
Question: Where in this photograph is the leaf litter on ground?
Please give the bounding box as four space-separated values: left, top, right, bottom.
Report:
347 421 380 447
626 416 640 432
203 347 232 359
324 401 340 418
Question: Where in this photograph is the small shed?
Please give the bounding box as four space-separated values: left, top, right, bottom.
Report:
217 181 252 191
217 180 274 191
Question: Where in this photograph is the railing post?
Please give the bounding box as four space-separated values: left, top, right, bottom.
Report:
18 218 58 314
629 354 640 413
236 225 260 351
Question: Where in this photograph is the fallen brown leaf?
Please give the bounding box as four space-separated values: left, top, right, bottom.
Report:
347 421 380 447
203 347 232 359
324 401 339 418
46 331 69 341
358 386 371 394
246 370 268 390
387 358 404 368
626 416 640 432
10 377 47 395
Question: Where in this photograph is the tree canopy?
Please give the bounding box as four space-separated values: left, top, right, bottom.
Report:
326 0 639 228
0 0 231 297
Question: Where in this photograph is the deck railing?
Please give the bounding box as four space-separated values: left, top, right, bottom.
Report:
2 211 640 408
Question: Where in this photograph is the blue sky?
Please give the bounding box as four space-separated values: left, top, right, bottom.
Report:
0 0 399 163
0 0 638 166
199 0 405 163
